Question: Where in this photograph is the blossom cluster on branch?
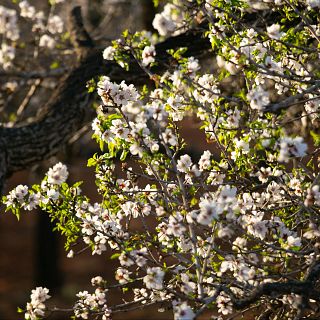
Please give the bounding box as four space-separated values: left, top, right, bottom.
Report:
2 0 320 319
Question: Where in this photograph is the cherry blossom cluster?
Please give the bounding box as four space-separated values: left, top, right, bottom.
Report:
24 287 51 320
74 277 110 320
152 2 186 36
0 5 18 69
0 1 65 70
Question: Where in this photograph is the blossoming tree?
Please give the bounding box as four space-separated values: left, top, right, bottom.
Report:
2 0 320 319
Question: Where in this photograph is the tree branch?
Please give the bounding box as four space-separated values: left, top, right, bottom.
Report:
264 82 320 113
228 261 320 310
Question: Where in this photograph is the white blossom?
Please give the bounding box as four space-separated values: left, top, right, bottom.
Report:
47 15 64 34
306 0 320 8
198 150 212 171
142 45 156 66
278 136 307 162
25 287 50 320
39 34 56 49
143 267 165 290
0 5 19 41
47 162 69 185
0 43 15 69
103 46 116 60
177 154 192 173
19 1 36 19
174 301 195 320
247 86 270 111
267 24 285 39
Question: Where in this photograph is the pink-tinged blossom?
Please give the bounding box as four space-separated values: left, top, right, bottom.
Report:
14 184 29 201
278 136 307 162
267 24 285 39
305 185 320 207
197 197 218 225
19 1 36 19
177 154 192 173
103 46 115 60
216 292 232 315
143 267 165 290
247 86 270 111
152 3 182 37
303 222 320 239
153 13 176 36
166 214 186 237
25 287 50 320
304 97 320 123
110 119 129 140
232 237 247 251
0 43 15 69
97 77 139 107
74 288 108 319
47 162 68 185
133 288 149 304
180 274 196 295
119 252 135 267
142 45 156 66
286 236 302 248
248 219 269 240
194 74 220 104
162 128 178 146
307 0 320 8
47 15 64 34
224 108 241 128
115 267 131 284
129 143 144 158
39 34 55 49
218 185 237 204
198 150 212 171
173 301 195 320
257 167 272 183
186 56 200 74
0 6 19 41
92 233 107 255
23 193 40 211
237 264 256 282
217 225 234 239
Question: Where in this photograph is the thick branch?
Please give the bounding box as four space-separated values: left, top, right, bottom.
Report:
229 261 320 310
68 6 94 59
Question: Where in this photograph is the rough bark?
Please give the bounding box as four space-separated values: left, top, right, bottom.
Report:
0 7 210 191
228 261 320 311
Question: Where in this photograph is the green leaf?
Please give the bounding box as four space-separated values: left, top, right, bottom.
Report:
50 61 60 69
190 197 198 207
87 157 97 167
122 29 129 38
120 149 128 161
110 253 120 260
99 139 104 151
311 130 320 146
17 307 24 313
86 79 96 93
